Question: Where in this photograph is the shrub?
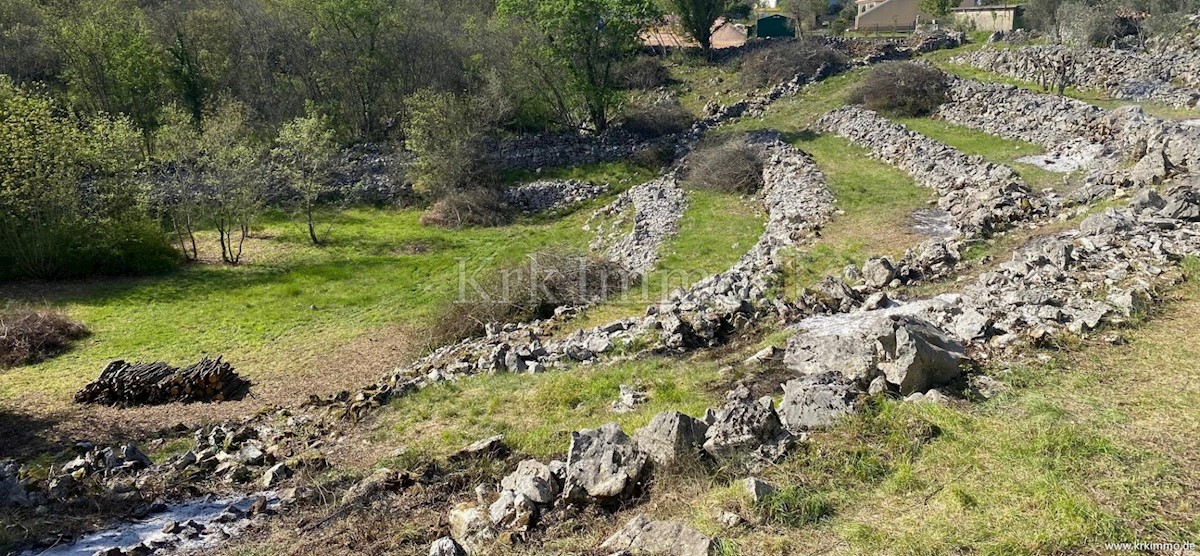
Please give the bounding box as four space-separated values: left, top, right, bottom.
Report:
615 56 670 90
427 249 634 346
631 144 678 170
618 97 696 138
0 308 88 368
739 41 847 89
420 188 512 229
848 62 950 117
683 135 764 194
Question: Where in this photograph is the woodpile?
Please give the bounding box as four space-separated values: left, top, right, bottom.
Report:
74 356 250 407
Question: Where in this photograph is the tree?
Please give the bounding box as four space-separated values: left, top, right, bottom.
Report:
198 99 263 264
498 0 659 132
152 104 204 261
273 110 340 246
53 0 166 157
668 0 730 54
783 0 827 36
403 89 496 198
918 0 958 18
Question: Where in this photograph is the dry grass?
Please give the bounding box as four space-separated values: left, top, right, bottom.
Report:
0 307 88 368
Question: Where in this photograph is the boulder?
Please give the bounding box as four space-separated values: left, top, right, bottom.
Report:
611 384 648 413
430 537 465 556
599 515 717 556
861 257 897 288
448 504 496 555
451 435 508 462
488 489 536 530
563 423 649 503
777 373 863 432
785 313 970 395
702 387 790 461
633 411 709 468
499 459 559 505
742 477 776 502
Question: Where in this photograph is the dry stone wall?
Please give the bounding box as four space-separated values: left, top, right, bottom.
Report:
951 45 1200 109
815 106 1053 236
587 175 687 276
938 78 1200 199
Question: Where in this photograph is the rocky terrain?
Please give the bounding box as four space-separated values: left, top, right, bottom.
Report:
952 45 1200 109
8 29 1200 556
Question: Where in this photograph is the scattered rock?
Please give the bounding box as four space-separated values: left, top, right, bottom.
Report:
633 411 709 468
599 514 717 556
563 423 649 503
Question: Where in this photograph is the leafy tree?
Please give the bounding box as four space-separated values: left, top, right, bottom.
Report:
918 0 958 17
667 0 730 53
152 104 204 261
404 88 500 197
273 110 340 246
783 0 827 36
0 0 59 83
198 99 263 264
0 77 172 278
53 0 166 156
499 0 659 132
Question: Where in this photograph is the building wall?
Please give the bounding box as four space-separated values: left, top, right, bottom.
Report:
854 0 920 31
952 8 1018 31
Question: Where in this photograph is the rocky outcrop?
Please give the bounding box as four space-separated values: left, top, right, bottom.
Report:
599 515 717 556
951 45 1200 109
785 312 971 395
815 106 1052 237
702 386 793 465
777 373 864 432
563 423 650 504
633 411 709 468
503 179 609 213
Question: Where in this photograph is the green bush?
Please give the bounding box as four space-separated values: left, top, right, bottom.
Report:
848 62 950 117
0 77 177 280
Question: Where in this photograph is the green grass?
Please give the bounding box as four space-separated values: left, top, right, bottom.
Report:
374 354 724 460
778 133 933 295
0 163 655 405
568 187 766 329
889 116 1070 192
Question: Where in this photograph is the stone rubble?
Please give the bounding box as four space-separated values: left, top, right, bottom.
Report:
952 45 1200 109
503 179 609 213
937 78 1200 200
599 514 717 556
589 174 688 275
815 105 1053 237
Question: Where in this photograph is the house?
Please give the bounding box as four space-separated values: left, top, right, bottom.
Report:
854 0 1022 32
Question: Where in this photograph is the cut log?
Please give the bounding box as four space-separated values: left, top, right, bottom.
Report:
74 356 251 407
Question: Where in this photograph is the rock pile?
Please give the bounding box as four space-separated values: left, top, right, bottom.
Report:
938 78 1200 197
588 175 688 275
952 45 1200 109
502 179 609 213
815 105 1052 237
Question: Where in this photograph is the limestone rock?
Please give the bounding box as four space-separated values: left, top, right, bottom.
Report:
785 313 970 395
777 373 863 432
599 514 717 556
430 536 465 556
742 477 776 502
449 504 496 555
702 387 790 461
499 459 559 505
633 411 709 468
563 423 649 503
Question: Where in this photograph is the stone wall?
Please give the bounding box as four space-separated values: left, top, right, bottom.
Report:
937 78 1200 201
587 175 687 276
814 105 1053 236
951 45 1200 109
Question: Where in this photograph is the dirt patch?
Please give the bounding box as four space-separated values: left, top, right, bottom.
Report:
0 325 419 459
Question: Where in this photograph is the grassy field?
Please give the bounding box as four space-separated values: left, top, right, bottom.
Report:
0 162 655 408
